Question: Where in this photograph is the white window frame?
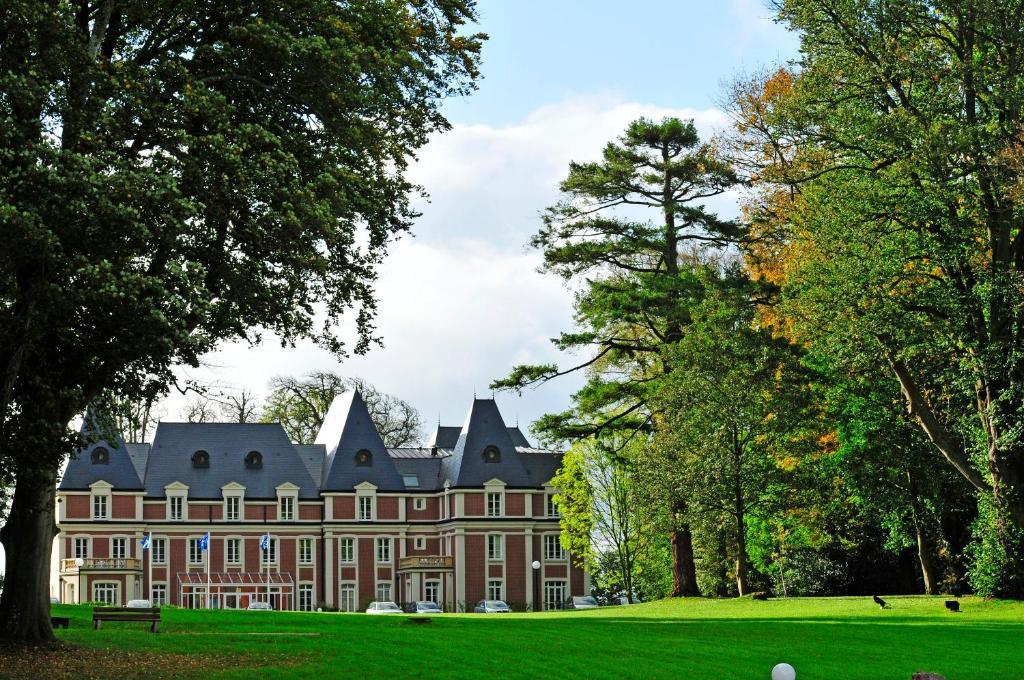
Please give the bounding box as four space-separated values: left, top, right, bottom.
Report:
298 537 314 565
358 496 374 521
225 537 242 566
298 583 314 612
151 537 166 565
546 492 560 518
376 537 392 564
261 537 278 565
424 580 440 604
188 537 204 565
487 579 503 601
91 493 109 520
73 536 91 559
225 496 240 521
376 582 392 602
338 537 355 564
413 497 426 511
544 534 566 561
414 536 426 551
151 583 167 606
486 491 503 517
544 580 567 611
111 536 128 560
168 496 184 521
487 534 503 561
279 495 295 521
165 482 189 521
339 583 357 612
93 581 119 605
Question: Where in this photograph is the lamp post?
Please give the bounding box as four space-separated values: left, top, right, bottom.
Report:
74 557 84 604
531 560 541 612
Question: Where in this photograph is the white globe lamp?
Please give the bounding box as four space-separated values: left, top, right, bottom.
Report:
771 663 796 680
531 560 541 570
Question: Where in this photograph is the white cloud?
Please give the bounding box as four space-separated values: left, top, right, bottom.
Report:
157 96 733 435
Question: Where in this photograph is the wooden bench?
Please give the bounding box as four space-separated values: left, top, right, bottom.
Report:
406 616 433 624
93 606 161 633
51 616 70 629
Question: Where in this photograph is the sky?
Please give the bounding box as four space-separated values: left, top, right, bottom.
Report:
161 0 800 442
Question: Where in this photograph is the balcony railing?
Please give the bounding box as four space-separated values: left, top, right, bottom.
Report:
398 555 453 570
60 557 142 572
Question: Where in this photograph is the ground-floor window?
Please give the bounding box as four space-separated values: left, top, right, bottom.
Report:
487 580 503 601
299 584 314 612
184 587 207 609
340 584 356 612
424 580 440 603
544 580 567 611
376 582 392 602
93 582 119 605
151 583 167 606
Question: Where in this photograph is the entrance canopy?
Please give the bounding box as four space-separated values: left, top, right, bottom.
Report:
177 572 294 586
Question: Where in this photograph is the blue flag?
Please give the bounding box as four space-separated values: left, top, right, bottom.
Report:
260 533 270 551
199 531 210 551
140 533 151 550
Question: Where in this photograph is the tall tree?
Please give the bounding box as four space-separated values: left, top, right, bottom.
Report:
0 0 482 641
262 372 424 447
733 1 1024 597
494 117 739 596
219 388 260 424
644 266 816 596
552 436 655 604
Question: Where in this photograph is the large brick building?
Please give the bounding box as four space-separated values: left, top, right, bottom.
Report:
52 392 585 612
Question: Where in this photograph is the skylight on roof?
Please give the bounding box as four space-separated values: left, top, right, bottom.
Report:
402 474 419 487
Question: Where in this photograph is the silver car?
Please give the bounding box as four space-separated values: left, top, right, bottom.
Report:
412 601 443 614
474 599 511 613
366 601 402 615
567 596 599 609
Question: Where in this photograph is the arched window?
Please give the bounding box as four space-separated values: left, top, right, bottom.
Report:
191 450 210 468
355 449 372 466
245 451 263 469
482 446 500 463
91 447 109 465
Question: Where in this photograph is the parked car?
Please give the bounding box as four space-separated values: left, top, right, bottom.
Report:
405 601 443 614
49 596 60 604
126 599 152 608
474 599 511 613
366 601 402 615
566 596 599 610
247 601 273 611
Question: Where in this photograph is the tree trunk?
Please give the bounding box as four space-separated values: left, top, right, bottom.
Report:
0 461 60 643
906 469 941 595
670 518 700 597
734 510 749 597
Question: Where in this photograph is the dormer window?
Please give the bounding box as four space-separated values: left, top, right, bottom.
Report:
191 450 210 468
245 451 263 469
355 449 372 466
482 446 500 463
91 447 109 465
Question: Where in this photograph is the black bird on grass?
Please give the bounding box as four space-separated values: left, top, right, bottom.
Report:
873 595 889 609
945 600 960 613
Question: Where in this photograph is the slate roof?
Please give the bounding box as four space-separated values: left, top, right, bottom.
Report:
317 391 406 491
59 416 145 491
62 393 561 495
449 399 533 488
426 426 461 449
144 422 319 499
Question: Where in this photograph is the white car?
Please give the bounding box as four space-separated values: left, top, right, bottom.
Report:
366 601 402 614
126 599 152 608
247 601 273 610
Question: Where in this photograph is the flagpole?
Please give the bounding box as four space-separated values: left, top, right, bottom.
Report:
266 533 270 608
147 533 152 605
206 532 211 609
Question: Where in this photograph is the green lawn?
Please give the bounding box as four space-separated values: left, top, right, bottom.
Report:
25 596 1024 679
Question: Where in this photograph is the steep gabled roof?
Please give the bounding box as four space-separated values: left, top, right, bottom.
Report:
295 444 327 484
426 425 462 449
449 399 532 487
144 422 319 499
317 391 405 491
59 414 144 491
506 426 533 448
